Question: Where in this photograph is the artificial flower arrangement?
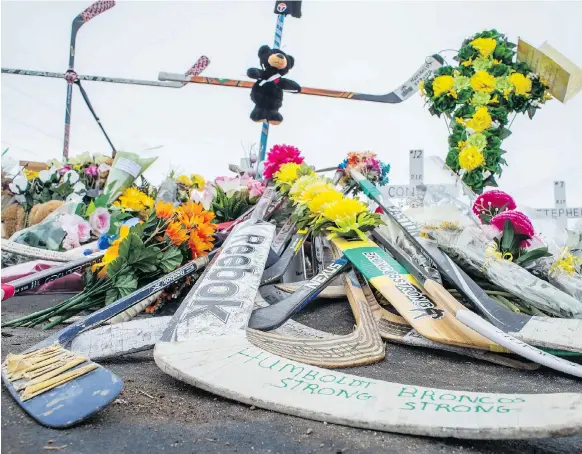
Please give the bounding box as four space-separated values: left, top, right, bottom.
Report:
4 200 216 328
265 146 384 241
420 30 552 193
102 151 157 204
420 189 582 318
337 152 390 192
171 171 206 203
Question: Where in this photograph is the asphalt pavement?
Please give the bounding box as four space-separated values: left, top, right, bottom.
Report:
2 293 581 454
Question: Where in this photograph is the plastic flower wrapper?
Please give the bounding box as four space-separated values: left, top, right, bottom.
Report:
422 223 582 318
102 151 157 204
156 177 178 204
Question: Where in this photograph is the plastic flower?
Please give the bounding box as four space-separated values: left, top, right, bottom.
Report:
295 181 338 206
85 164 99 177
23 169 38 181
453 75 471 91
470 92 491 106
92 225 130 277
191 188 213 210
176 200 206 229
550 248 581 276
472 189 517 223
263 144 304 180
289 175 321 202
465 106 492 133
113 187 154 213
247 179 265 199
191 174 206 189
8 175 28 194
155 201 175 220
322 198 368 221
458 146 485 172
188 230 213 258
490 210 535 246
432 75 455 97
177 175 193 186
472 56 493 72
307 190 344 216
214 176 243 196
62 233 81 250
466 133 488 151
165 221 189 246
470 37 497 57
509 72 532 96
274 162 301 185
470 71 496 93
89 207 111 236
59 214 91 243
495 76 512 92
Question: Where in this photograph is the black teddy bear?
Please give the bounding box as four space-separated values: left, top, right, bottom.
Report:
247 45 301 125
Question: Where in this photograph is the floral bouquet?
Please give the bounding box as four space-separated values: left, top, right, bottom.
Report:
203 174 265 223
421 204 582 318
102 151 157 204
420 30 552 193
3 200 217 328
262 144 304 180
338 152 390 192
168 172 206 203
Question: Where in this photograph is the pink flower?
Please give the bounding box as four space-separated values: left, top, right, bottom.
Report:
215 176 242 196
490 210 534 247
262 144 304 180
58 214 92 243
62 233 81 250
85 164 99 176
472 190 517 223
88 207 111 236
248 179 265 198
58 164 73 175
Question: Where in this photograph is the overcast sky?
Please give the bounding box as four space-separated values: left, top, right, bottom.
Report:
2 1 582 217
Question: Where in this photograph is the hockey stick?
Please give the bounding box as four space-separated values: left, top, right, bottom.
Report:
153 228 582 439
159 55 444 104
1 56 211 89
353 167 582 353
63 0 116 159
1 252 104 302
1 251 218 428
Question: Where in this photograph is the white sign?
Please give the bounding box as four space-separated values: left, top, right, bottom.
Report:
530 180 582 228
409 149 424 184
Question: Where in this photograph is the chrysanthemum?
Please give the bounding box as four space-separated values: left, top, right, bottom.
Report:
322 198 368 222
307 190 344 215
165 221 189 246
490 210 534 246
458 146 485 172
262 144 304 179
155 201 175 220
295 182 338 206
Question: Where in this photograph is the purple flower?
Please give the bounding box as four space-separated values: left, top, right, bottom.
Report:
85 164 99 176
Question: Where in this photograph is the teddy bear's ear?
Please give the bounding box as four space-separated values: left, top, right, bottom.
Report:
258 45 272 60
285 54 295 70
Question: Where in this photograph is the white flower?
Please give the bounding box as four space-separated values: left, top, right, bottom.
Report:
38 169 51 183
46 158 63 169
8 175 28 194
66 193 84 203
73 181 86 194
98 163 111 173
64 170 80 185
191 188 213 210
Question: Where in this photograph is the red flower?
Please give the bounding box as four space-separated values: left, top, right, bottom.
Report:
262 144 304 180
490 210 534 247
472 189 517 223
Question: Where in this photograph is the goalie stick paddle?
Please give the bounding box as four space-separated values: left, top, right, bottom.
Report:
153 221 582 439
1 252 217 428
1 252 104 302
158 55 444 104
350 168 582 353
429 155 582 352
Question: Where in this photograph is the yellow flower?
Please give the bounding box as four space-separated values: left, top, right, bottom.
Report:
470 37 497 57
177 175 193 186
432 75 455 97
322 198 368 222
114 187 154 214
465 106 492 133
550 248 580 276
457 140 468 149
307 190 344 215
493 59 502 65
91 225 130 278
490 94 499 104
418 80 426 97
470 71 496 93
458 146 485 172
295 182 338 206
509 72 532 96
455 117 465 125
191 174 205 189
274 163 302 185
461 58 473 67
23 169 38 180
289 175 321 202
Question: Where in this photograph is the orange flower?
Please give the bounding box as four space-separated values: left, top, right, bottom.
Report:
196 222 216 240
165 221 189 246
155 201 174 220
177 200 206 230
188 230 213 258
201 210 215 223
179 214 205 230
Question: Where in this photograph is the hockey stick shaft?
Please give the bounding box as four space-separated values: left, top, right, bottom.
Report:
1 252 105 302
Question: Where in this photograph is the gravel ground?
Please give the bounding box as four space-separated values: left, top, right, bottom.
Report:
2 293 582 454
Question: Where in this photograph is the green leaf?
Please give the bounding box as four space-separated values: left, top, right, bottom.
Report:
118 233 145 264
516 247 552 266
159 247 184 272
106 256 128 279
105 287 121 305
498 128 512 140
501 219 514 251
133 247 163 273
86 201 96 216
115 272 138 297
94 194 110 208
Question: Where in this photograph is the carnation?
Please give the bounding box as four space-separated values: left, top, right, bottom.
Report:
490 210 534 246
262 144 304 180
472 189 517 223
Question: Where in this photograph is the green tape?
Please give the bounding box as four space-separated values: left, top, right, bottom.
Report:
343 246 407 281
358 178 381 198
